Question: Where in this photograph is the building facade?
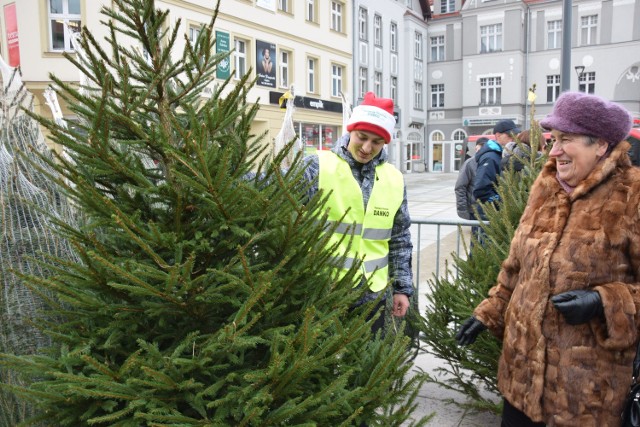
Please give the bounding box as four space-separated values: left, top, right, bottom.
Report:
353 0 431 172
0 0 353 160
426 0 640 172
3 0 637 175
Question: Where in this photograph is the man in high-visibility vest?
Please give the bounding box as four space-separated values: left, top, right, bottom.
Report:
301 92 413 334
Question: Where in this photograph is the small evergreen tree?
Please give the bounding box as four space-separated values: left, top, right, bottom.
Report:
0 1 426 425
415 90 546 414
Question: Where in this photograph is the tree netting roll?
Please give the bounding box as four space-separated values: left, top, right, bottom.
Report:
0 66 78 426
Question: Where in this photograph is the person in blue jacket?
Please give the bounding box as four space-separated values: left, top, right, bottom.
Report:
472 120 522 219
472 138 503 220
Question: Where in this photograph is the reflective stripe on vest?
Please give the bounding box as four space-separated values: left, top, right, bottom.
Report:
317 150 404 292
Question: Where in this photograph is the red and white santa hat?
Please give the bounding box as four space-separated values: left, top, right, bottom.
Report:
346 92 396 143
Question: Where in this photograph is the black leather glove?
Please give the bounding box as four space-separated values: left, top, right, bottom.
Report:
455 316 487 346
551 290 603 325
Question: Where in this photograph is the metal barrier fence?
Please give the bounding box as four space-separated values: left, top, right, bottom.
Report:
411 217 481 295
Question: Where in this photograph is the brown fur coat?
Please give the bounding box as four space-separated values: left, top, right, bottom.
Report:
474 141 640 426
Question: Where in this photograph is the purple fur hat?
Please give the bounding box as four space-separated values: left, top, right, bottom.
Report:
540 91 633 146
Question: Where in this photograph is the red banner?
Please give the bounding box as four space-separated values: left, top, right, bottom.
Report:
4 3 20 67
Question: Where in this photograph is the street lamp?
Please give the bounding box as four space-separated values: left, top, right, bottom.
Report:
575 66 586 92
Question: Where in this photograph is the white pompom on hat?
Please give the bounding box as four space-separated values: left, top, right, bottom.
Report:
346 92 396 143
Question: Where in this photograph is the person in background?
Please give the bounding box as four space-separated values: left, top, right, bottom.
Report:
456 91 640 426
503 128 546 173
494 119 521 157
471 135 504 220
301 92 413 334
455 137 488 220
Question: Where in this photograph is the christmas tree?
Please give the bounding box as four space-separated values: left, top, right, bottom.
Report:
0 1 426 425
415 92 547 414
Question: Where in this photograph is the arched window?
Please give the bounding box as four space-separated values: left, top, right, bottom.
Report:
431 131 444 142
408 132 421 143
430 131 445 171
453 130 466 141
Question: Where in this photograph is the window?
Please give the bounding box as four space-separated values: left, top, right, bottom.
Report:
278 0 291 13
141 22 154 64
546 74 560 102
279 50 290 88
453 130 467 170
331 2 343 32
234 38 247 80
306 0 317 23
431 84 444 108
374 15 382 46
581 15 598 46
391 76 398 104
441 0 455 14
48 0 81 51
431 36 445 61
297 122 339 153
307 57 317 93
414 82 423 110
579 71 596 93
480 76 501 105
453 130 466 141
406 0 413 9
358 7 368 41
359 67 368 99
414 35 424 80
374 72 382 97
188 25 201 44
414 31 423 60
547 20 562 49
331 64 343 97
480 24 502 53
390 22 398 52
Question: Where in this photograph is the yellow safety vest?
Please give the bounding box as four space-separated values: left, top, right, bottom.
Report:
317 151 404 292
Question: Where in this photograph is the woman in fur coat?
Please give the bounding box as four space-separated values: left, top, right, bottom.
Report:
456 91 639 427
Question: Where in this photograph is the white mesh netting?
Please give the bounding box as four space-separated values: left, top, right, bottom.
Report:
0 56 78 424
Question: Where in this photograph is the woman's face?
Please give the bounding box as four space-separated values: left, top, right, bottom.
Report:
548 130 608 186
348 130 386 164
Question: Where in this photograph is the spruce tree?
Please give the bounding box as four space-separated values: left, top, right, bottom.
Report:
0 1 426 425
414 92 546 414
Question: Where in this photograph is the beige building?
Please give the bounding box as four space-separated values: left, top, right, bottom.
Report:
0 0 352 155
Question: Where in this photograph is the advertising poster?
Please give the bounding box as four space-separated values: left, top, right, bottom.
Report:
215 30 230 79
4 3 20 67
256 39 276 88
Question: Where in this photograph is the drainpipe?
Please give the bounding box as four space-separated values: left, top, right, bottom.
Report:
560 0 572 91
524 4 531 129
352 1 357 118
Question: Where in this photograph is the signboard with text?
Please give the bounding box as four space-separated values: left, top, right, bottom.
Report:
215 30 230 79
4 3 20 67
